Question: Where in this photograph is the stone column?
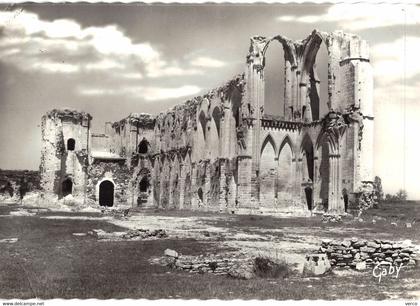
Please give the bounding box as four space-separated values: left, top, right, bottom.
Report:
284 62 292 120
178 163 185 209
203 159 211 210
218 158 228 212
190 163 197 209
237 155 253 210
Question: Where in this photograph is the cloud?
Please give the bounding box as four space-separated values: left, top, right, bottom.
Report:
0 9 204 79
78 85 201 101
371 36 420 86
277 4 420 30
190 56 226 68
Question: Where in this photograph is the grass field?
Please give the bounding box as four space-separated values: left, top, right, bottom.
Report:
0 202 419 299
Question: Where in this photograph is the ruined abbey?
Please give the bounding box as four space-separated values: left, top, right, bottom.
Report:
39 30 374 215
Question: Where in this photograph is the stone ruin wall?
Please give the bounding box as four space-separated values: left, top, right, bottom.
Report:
133 75 246 211
37 30 374 214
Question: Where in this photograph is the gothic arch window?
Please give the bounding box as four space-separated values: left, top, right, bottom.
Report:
263 41 286 117
199 111 207 140
302 35 329 121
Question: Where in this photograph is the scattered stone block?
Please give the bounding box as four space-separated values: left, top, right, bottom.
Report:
355 261 367 271
0 238 18 243
72 233 87 236
304 254 331 275
164 249 179 258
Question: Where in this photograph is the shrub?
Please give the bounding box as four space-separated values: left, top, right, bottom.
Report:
254 256 290 279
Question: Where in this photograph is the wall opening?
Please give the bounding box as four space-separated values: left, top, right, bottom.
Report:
231 88 241 128
302 136 314 182
199 111 207 140
318 140 330 210
342 188 349 212
99 180 114 207
210 107 221 160
304 40 329 120
62 178 73 197
139 177 149 192
264 42 286 117
305 186 313 210
138 138 148 154
137 176 150 206
197 187 204 203
67 138 75 151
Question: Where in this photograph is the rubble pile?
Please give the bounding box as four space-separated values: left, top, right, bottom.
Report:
88 228 168 241
318 238 418 270
321 213 343 223
122 228 167 239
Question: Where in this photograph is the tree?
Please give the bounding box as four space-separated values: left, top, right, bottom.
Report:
374 176 384 202
395 189 408 201
19 177 29 203
385 193 393 201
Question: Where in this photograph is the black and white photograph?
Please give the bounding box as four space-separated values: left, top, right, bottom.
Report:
0 1 419 302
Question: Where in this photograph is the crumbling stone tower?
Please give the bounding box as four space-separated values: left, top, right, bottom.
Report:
40 109 91 201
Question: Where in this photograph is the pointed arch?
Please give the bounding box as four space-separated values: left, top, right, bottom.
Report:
278 135 294 158
315 134 330 211
277 137 294 204
260 134 277 205
261 134 277 156
301 31 330 120
263 40 286 117
211 106 221 137
199 110 207 140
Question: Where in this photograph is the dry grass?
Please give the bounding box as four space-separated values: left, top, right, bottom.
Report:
0 201 419 299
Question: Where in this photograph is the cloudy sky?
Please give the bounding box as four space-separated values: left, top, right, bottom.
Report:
0 3 419 199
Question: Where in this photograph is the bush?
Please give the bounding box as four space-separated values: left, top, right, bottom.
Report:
254 256 290 279
384 189 408 202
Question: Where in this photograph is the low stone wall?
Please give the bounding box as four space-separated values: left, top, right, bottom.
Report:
318 238 418 269
173 254 253 277
150 251 255 279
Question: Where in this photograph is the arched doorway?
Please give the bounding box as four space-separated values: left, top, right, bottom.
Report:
62 178 73 197
67 138 75 151
137 176 150 206
99 180 114 207
138 138 148 154
318 140 330 211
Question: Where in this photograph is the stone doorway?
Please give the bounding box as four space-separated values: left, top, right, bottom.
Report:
137 177 150 206
99 180 114 207
304 186 313 210
62 178 73 197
